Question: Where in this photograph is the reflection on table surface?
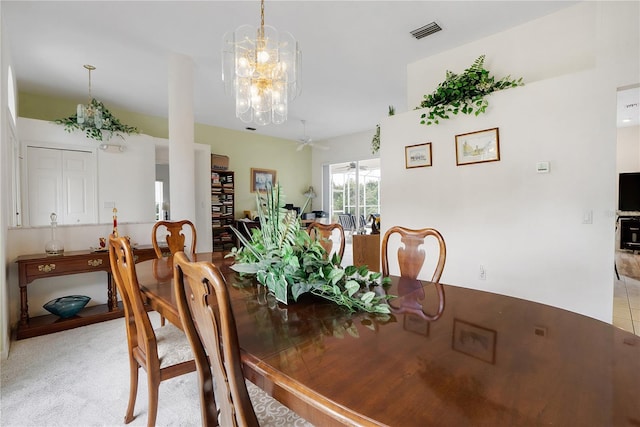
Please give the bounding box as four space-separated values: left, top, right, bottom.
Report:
136 253 640 427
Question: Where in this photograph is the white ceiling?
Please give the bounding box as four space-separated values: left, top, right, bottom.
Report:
8 0 628 144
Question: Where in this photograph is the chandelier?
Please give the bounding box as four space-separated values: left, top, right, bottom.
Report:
54 65 138 141
222 0 301 126
76 65 103 128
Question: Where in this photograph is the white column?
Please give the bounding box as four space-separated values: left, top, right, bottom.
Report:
168 53 195 223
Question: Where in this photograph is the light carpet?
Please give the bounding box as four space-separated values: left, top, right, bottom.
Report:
0 312 312 427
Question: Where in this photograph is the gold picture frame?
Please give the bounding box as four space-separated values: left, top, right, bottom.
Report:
250 168 277 193
455 127 500 166
405 142 432 168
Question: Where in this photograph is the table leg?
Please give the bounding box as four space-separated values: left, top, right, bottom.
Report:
107 272 118 311
19 284 29 325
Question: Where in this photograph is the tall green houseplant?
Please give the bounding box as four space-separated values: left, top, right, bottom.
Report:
228 185 392 314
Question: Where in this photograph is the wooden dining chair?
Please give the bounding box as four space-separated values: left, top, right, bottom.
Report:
306 221 346 262
151 220 197 326
152 220 197 258
173 251 309 427
108 235 196 427
381 226 447 320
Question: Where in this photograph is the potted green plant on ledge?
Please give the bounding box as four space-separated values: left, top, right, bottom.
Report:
227 185 393 314
417 55 524 125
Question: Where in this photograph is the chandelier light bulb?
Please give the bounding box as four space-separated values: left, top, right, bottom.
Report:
257 50 270 63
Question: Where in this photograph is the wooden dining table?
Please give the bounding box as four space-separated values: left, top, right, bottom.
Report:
135 253 640 427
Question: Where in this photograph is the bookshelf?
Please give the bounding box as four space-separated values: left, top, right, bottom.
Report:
211 170 235 251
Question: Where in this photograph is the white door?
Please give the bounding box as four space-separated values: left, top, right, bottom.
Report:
27 147 96 225
62 150 96 224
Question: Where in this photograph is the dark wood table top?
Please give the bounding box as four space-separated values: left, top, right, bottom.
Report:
136 253 640 427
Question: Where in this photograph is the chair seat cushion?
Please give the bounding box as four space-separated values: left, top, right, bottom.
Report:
246 380 312 426
155 324 194 368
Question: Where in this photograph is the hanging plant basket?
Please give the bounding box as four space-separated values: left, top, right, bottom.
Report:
53 98 139 141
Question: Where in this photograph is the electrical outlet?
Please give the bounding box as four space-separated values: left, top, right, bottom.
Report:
479 265 486 280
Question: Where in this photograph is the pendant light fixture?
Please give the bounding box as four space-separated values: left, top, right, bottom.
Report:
54 65 138 141
222 0 301 126
76 64 103 128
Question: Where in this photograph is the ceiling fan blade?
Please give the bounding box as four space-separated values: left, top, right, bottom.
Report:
312 143 329 150
296 143 306 151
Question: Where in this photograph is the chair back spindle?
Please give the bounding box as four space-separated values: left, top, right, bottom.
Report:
152 220 197 258
306 222 346 262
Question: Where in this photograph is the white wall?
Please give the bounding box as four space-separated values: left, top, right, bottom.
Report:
380 2 639 323
0 2 12 358
18 117 156 225
5 119 211 328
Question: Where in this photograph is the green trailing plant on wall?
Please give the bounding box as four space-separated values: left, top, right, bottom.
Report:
227 184 393 314
417 55 524 125
371 105 395 154
53 98 139 141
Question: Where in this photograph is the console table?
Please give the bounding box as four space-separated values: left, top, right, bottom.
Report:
15 245 158 339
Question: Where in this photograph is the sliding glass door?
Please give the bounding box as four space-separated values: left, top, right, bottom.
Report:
328 159 380 226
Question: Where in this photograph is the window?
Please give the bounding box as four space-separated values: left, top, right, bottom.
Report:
155 180 165 220
328 159 380 226
8 66 16 125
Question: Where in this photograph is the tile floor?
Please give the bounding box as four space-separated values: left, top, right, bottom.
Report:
613 274 640 336
613 250 640 335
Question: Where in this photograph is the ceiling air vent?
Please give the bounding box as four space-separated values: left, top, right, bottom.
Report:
410 21 442 40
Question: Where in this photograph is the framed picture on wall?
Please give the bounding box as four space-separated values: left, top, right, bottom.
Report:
455 127 500 166
405 143 432 168
250 168 277 193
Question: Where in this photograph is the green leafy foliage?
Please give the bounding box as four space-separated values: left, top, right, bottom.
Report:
417 55 523 125
53 98 139 141
227 184 393 313
371 105 395 154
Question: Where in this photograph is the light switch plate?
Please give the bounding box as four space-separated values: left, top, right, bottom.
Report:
536 161 550 173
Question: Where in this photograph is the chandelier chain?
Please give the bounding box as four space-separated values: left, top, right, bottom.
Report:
83 64 96 103
259 0 265 40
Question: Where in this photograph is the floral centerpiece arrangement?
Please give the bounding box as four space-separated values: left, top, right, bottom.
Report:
417 55 524 126
227 185 393 314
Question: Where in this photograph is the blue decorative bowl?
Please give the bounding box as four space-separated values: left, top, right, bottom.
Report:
43 295 91 318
